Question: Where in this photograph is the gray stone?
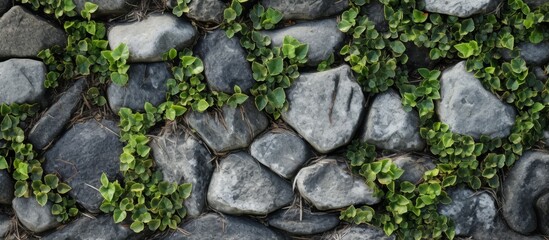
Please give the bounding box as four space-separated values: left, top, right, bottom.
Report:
161 213 285 240
361 1 388 32
437 61 516 139
41 215 133 240
0 0 10 16
207 152 294 215
44 119 123 213
108 14 197 62
250 130 314 179
0 6 66 58
28 79 86 150
525 0 549 8
185 100 268 153
0 214 10 237
502 151 549 234
534 66 547 82
150 127 213 218
406 43 435 69
295 159 380 210
75 0 138 18
188 0 226 24
107 62 170 113
535 192 549 235
12 197 60 233
392 155 435 184
267 207 340 235
282 65 365 153
0 170 13 204
195 29 254 93
423 0 500 18
0 59 46 105
323 225 394 240
440 187 539 240
261 0 349 20
261 18 345 66
502 42 549 66
361 89 425 152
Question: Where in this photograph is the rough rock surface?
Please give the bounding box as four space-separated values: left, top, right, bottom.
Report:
361 89 425 152
250 130 314 179
28 79 86 150
267 207 340 235
195 29 254 93
150 127 213 218
107 62 170 113
0 170 14 204
502 41 549 66
437 61 516 139
41 215 133 240
44 119 123 213
282 65 365 153
0 6 66 58
440 187 538 240
423 0 500 18
392 155 435 184
0 59 46 105
525 0 549 8
361 1 388 32
74 0 138 17
261 0 349 20
162 213 285 239
12 197 60 233
207 152 294 215
502 151 549 234
325 225 394 240
0 214 10 237
295 159 380 210
108 14 197 62
187 0 226 24
535 192 549 235
185 100 268 153
261 18 345 66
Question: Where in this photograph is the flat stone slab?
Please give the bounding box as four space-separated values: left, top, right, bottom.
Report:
0 59 46 105
282 65 365 153
108 14 197 62
207 152 294 215
295 159 380 210
0 6 66 58
44 119 123 213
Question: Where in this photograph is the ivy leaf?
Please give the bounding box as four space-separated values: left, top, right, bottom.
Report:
111 43 129 61
44 174 59 189
113 209 127 223
267 87 286 108
1 115 12 131
75 55 92 75
111 72 128 86
0 156 8 170
196 99 209 112
130 221 144 233
412 9 428 23
255 95 268 111
266 57 284 76
36 192 48 206
57 183 72 194
389 40 406 54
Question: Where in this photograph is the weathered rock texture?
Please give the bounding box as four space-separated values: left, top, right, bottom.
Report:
261 0 349 20
12 197 60 233
267 207 340 235
0 59 46 105
0 170 14 204
74 0 138 18
41 215 134 240
423 0 500 18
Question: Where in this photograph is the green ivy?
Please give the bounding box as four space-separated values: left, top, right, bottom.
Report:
0 103 78 222
17 0 78 18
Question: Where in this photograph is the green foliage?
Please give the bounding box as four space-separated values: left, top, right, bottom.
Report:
100 104 193 232
17 0 77 18
223 0 249 38
172 0 191 17
0 103 78 222
86 87 107 106
249 4 283 30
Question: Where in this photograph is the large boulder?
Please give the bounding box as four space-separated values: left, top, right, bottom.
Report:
261 0 349 20
261 18 345 66
0 170 13 204
250 129 314 179
281 65 365 153
44 119 123 213
185 100 268 153
12 197 60 233
28 79 86 150
195 29 254 93
324 225 394 240
437 61 515 139
422 0 500 18
108 14 197 62
0 59 46 105
440 187 539 240
207 152 294 215
360 89 425 152
150 127 213 218
267 207 340 235
295 159 380 210
74 0 138 18
0 6 66 58
107 62 170 113
502 151 549 234
41 215 134 240
161 213 285 239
